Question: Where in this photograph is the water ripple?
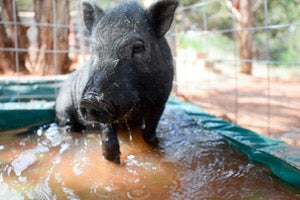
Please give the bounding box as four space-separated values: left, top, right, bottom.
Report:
127 186 150 200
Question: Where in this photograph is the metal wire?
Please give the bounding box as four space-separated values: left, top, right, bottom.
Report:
12 0 20 102
175 0 300 138
263 0 271 135
0 0 299 139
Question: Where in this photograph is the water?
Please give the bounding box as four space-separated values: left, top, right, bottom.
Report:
0 106 300 199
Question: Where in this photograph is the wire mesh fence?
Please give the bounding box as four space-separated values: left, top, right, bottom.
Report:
0 0 299 145
174 0 300 145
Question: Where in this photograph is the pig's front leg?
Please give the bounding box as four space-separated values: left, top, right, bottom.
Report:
142 105 165 145
100 124 120 163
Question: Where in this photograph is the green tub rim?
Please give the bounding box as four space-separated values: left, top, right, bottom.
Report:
0 76 299 188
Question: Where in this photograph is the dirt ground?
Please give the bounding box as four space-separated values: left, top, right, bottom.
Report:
175 52 300 146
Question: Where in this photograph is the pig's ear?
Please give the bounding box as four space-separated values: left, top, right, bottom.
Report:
147 0 178 37
81 1 104 34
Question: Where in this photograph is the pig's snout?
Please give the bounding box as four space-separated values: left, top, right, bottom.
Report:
80 92 113 123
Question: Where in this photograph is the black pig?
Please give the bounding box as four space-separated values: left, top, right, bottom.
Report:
55 0 178 163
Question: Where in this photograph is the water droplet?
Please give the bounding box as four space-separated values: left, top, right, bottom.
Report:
18 176 27 183
125 119 133 147
37 129 43 137
73 162 83 176
104 185 112 192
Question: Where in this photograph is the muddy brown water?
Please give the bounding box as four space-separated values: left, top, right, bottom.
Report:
0 106 300 199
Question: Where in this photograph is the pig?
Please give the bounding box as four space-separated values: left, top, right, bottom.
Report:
55 0 178 163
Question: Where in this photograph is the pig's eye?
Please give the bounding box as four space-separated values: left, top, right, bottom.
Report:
132 43 145 55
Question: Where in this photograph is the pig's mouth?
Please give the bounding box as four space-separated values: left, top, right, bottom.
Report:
80 93 114 124
80 92 138 124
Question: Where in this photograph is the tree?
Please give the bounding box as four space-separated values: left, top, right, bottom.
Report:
0 16 15 74
0 0 29 74
33 0 71 75
226 0 261 75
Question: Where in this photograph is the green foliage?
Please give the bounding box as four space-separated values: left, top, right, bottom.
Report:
96 0 143 9
178 1 231 33
16 0 33 11
177 34 234 55
177 35 204 51
268 0 299 24
178 0 300 64
13 0 300 65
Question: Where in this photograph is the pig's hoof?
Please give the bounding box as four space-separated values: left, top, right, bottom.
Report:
103 151 120 164
143 134 159 147
149 137 160 148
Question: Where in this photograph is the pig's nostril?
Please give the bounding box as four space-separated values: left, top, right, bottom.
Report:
80 97 96 118
80 104 98 120
90 109 99 118
80 96 113 123
83 92 104 104
80 106 88 117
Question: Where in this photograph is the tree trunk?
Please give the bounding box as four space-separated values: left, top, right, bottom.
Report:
34 0 70 75
0 21 14 74
0 0 29 74
235 0 253 75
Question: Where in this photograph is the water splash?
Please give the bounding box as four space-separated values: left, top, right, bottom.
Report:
32 180 54 200
125 118 134 148
0 106 299 199
55 173 80 200
11 144 49 176
0 182 24 200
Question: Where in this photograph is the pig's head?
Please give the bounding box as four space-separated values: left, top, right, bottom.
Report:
80 0 178 124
